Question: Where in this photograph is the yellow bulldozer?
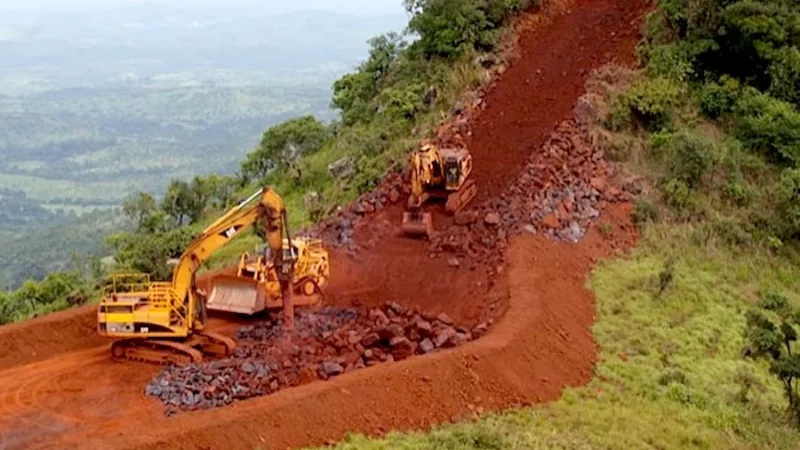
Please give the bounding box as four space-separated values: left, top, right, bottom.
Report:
402 140 477 238
205 237 330 315
97 186 303 365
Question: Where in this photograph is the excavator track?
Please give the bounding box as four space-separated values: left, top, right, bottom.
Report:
110 338 204 365
190 330 237 358
445 179 478 213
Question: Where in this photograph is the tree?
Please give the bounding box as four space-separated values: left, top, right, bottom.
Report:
121 192 158 232
240 116 328 183
406 0 490 58
190 176 214 214
744 292 800 426
332 32 407 126
161 180 205 227
105 227 194 281
404 0 524 59
204 174 239 210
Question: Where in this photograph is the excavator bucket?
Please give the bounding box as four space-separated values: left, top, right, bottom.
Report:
402 211 434 239
205 274 265 315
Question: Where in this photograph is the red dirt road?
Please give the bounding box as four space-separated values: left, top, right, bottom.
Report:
0 1 647 449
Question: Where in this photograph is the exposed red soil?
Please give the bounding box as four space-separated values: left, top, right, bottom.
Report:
0 0 648 448
0 304 104 370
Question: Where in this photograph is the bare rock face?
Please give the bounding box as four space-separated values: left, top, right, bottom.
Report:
328 157 355 180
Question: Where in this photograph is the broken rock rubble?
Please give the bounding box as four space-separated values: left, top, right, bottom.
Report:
424 120 632 276
147 304 489 414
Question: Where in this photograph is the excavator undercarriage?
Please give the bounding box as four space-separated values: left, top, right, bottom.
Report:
109 331 235 365
98 274 238 365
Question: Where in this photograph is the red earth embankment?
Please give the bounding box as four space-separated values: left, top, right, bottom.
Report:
0 305 101 369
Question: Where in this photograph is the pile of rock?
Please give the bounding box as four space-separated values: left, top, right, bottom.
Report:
425 120 631 276
301 172 407 253
146 359 282 415
146 304 484 414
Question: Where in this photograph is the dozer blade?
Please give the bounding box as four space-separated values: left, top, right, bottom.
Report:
402 211 434 239
445 179 478 214
206 274 265 315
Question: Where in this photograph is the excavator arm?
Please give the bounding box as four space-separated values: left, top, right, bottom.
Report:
402 143 438 238
171 186 295 329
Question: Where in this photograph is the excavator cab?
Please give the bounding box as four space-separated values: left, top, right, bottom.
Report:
444 156 461 189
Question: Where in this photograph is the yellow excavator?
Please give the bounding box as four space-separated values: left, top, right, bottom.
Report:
97 186 297 365
402 140 477 238
205 237 329 315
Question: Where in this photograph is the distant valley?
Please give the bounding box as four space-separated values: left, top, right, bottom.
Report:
0 5 407 288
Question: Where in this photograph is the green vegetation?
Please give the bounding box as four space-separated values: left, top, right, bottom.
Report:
745 293 800 425
0 209 124 291
0 259 100 325
0 83 331 210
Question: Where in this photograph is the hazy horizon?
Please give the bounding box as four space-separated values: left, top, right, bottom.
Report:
0 0 407 16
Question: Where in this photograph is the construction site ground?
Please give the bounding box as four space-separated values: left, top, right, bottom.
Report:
0 0 649 448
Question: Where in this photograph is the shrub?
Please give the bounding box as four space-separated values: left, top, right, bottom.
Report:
743 292 800 426
768 46 800 107
632 198 659 228
777 168 800 239
669 130 715 187
377 83 427 122
650 130 715 188
699 76 742 118
735 91 800 165
613 77 681 131
663 178 692 210
644 42 696 82
713 218 753 246
722 177 750 206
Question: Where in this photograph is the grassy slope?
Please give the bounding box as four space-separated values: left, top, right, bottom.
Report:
302 226 800 450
